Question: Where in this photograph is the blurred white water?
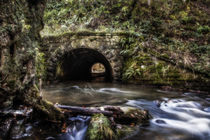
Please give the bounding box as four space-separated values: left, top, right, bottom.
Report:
127 99 210 139
43 82 210 140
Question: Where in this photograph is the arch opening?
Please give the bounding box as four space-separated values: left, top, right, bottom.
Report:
56 48 113 82
91 63 105 73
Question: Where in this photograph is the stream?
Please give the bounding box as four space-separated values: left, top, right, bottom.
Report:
4 82 209 140
41 82 210 140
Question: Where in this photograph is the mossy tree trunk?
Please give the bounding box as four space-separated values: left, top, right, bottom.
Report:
0 0 64 120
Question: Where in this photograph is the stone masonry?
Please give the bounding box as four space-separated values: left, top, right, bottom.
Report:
42 32 125 81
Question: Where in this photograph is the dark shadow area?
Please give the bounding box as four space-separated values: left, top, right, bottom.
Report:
57 48 113 82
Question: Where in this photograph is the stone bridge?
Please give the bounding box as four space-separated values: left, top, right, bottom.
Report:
42 32 128 82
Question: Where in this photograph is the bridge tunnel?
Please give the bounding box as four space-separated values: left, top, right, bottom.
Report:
56 48 113 82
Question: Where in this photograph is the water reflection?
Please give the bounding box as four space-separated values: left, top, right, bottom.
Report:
42 82 178 106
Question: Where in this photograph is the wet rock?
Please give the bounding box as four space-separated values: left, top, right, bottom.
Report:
10 119 25 139
0 89 14 109
112 106 151 139
59 116 90 140
155 119 166 124
46 136 56 140
86 106 151 140
10 120 33 139
86 114 116 140
0 106 33 120
0 105 34 139
1 99 13 109
114 106 151 125
0 118 14 139
204 107 210 112
116 124 139 140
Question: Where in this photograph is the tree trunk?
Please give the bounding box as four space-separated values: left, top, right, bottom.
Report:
0 0 64 121
56 104 151 125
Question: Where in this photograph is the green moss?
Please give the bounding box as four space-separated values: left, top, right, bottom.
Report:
86 114 116 140
35 48 46 80
116 125 138 139
56 62 64 78
42 0 210 88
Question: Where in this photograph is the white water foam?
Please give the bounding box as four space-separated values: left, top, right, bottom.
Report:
153 99 210 137
59 116 90 140
152 118 210 137
97 88 132 94
127 99 210 138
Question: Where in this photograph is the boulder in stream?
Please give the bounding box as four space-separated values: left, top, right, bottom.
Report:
86 114 116 140
86 106 151 140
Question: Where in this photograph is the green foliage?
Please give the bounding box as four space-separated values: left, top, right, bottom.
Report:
43 0 210 84
56 62 64 78
43 0 209 46
35 48 46 80
197 25 210 34
122 60 141 81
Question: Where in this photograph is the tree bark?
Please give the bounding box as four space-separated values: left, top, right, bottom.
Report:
55 104 123 116
55 104 151 125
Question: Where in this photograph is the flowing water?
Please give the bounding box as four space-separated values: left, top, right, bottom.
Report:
41 82 210 140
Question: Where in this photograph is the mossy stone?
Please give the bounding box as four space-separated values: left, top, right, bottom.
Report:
86 114 116 140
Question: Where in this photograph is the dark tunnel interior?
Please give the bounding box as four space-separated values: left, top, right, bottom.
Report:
57 48 113 82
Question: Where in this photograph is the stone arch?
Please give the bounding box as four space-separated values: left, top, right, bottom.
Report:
44 34 124 82
46 47 114 82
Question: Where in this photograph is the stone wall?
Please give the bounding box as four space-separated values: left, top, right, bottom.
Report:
42 32 124 81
